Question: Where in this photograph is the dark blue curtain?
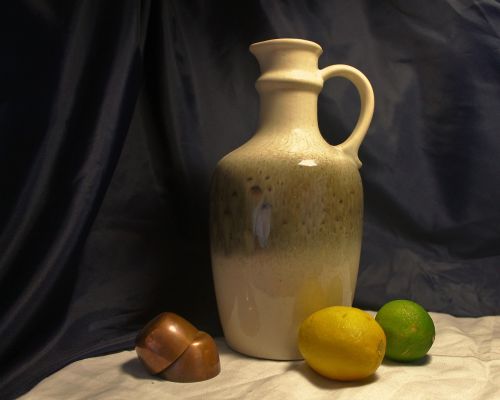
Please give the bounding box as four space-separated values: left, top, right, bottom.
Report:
1 1 500 398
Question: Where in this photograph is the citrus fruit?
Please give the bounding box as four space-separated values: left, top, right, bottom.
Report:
298 306 386 381
375 299 435 362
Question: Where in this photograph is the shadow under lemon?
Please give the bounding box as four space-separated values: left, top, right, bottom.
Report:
287 362 380 390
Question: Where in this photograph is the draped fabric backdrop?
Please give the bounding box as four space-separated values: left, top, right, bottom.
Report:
1 1 499 398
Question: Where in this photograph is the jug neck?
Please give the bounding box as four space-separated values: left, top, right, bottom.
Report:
250 39 324 136
257 89 320 134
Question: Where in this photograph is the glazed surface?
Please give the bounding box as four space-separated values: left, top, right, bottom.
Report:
210 38 372 360
210 139 363 359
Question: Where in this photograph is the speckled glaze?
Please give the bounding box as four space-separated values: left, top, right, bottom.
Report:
210 39 374 360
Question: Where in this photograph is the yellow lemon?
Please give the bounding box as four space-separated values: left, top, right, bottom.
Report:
298 306 386 381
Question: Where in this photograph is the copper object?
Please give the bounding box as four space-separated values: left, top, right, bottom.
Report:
135 312 198 374
135 312 220 382
160 331 221 382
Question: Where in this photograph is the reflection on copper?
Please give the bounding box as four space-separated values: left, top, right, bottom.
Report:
160 331 221 382
135 312 221 382
135 312 198 374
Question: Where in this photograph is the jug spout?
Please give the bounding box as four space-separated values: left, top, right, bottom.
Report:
250 38 324 92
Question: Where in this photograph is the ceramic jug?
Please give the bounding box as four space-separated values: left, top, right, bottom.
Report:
210 38 374 360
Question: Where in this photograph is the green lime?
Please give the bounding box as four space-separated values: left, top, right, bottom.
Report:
375 299 435 362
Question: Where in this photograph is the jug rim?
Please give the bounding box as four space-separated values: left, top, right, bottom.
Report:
250 38 322 54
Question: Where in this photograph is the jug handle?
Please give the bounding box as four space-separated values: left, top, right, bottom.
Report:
320 65 374 168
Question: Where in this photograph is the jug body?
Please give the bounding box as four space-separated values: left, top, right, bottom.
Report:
209 38 374 360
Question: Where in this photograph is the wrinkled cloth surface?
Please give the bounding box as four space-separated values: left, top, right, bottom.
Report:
20 312 500 400
2 0 500 398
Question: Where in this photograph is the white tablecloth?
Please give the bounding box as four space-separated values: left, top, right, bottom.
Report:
20 312 500 399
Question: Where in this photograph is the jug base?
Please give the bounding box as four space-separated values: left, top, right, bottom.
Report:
224 337 304 361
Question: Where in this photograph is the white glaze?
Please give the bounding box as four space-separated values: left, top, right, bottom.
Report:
210 38 374 360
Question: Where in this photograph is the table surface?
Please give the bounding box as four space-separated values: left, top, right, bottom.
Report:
20 312 500 400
